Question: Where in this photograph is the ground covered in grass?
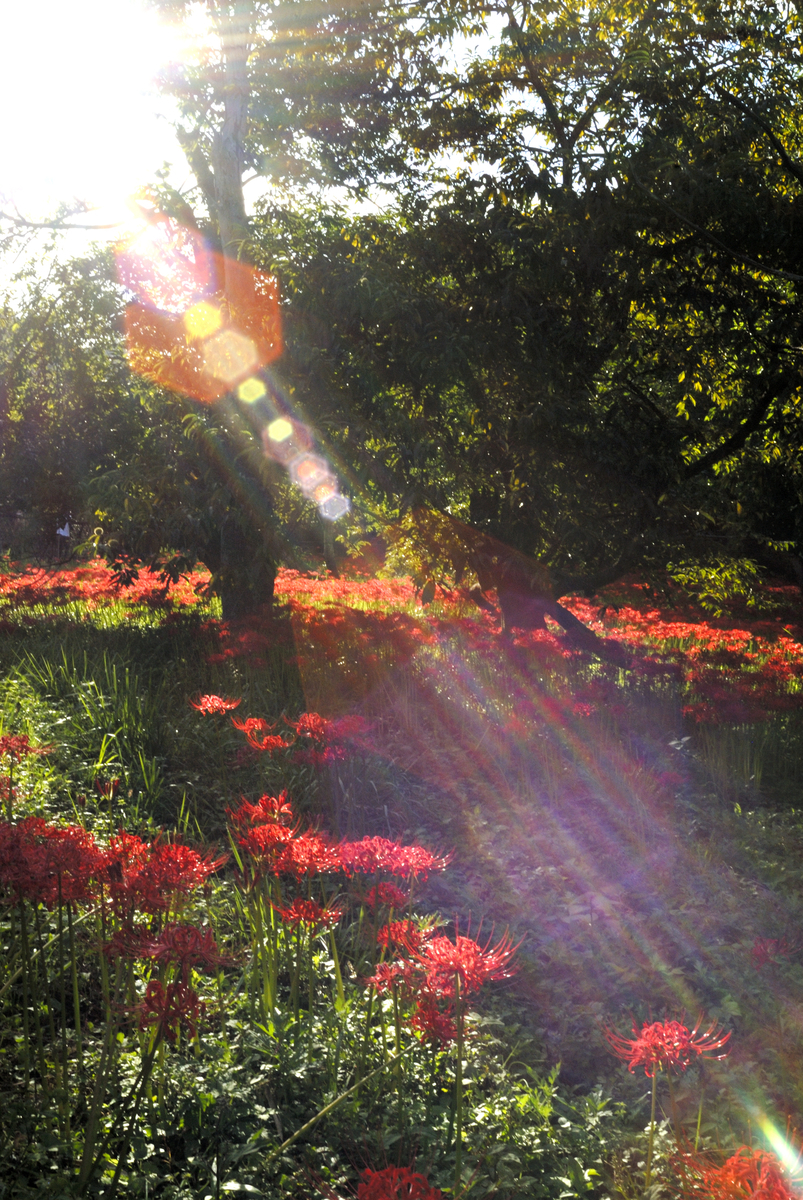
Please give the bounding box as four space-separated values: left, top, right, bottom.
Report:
1 561 803 1198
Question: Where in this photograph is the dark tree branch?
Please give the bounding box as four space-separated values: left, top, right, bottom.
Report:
628 175 803 282
683 374 794 479
550 531 646 598
175 128 219 224
503 3 569 152
712 85 803 189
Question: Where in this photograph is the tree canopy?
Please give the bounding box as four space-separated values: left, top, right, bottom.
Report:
2 0 802 619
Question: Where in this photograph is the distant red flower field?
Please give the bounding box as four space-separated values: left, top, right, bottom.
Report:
1 561 801 725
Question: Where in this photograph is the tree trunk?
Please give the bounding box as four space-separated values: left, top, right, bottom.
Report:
219 515 277 621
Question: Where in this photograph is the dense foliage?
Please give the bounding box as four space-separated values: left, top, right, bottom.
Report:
3 0 803 607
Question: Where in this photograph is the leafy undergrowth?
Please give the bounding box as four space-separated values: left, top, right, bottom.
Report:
1 561 803 1197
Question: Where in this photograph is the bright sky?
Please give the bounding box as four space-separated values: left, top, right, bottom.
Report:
0 0 187 227
0 0 502 252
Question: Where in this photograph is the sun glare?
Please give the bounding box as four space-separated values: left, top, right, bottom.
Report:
0 0 194 221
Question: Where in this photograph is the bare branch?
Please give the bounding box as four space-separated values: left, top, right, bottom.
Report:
0 210 123 231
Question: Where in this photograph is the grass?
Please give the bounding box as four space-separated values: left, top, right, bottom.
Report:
1 560 803 1197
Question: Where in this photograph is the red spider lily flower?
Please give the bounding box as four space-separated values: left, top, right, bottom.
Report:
95 777 120 800
275 832 343 877
292 743 350 767
284 712 373 765
603 1016 731 1077
676 1146 800 1200
365 882 409 910
0 819 104 908
273 898 344 930
103 923 158 961
0 817 49 904
231 716 288 752
364 960 422 1000
132 841 227 912
357 1165 444 1200
227 791 295 828
136 979 204 1043
0 734 53 763
39 823 106 905
104 835 227 915
409 997 457 1047
237 822 295 868
416 929 519 998
339 836 451 881
284 712 332 741
377 919 433 954
190 694 242 714
148 923 230 979
751 938 793 969
103 830 152 893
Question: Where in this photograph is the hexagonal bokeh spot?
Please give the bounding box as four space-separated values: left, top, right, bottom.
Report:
262 420 312 466
319 493 350 521
313 478 338 505
289 454 330 494
266 417 293 443
237 376 267 404
185 301 223 340
202 329 259 385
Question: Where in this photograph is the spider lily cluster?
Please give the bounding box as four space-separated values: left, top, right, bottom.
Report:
0 707 518 1196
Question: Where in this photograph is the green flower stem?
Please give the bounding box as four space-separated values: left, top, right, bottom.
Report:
357 986 375 1082
329 929 345 1010
351 904 365 977
645 1071 657 1190
99 900 111 1025
23 902 48 1088
391 980 402 1066
216 968 230 1058
67 902 83 1067
291 926 302 1026
252 893 265 1020
57 879 70 1140
33 904 60 1090
694 1088 704 1152
18 902 30 1089
82 1030 163 1200
5 759 13 821
454 974 464 1196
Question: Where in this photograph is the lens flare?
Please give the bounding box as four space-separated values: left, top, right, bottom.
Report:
184 301 223 340
313 478 337 504
754 1114 803 1179
118 218 215 314
202 329 259 384
262 419 312 466
267 418 293 443
290 454 329 494
319 494 350 521
117 202 348 519
237 376 267 404
118 209 282 404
